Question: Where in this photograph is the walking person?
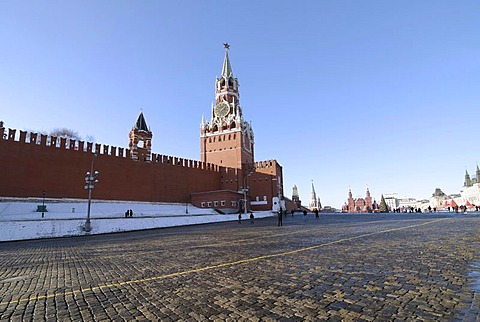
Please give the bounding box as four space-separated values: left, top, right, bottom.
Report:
238 213 242 224
314 208 319 219
278 207 283 226
250 212 254 224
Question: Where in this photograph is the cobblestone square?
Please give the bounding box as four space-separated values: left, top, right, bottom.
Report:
1 212 479 321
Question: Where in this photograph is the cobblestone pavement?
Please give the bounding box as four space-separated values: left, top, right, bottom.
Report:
1 212 480 321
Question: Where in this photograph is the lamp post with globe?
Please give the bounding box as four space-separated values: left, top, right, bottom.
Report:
243 171 253 216
41 190 45 218
84 154 99 232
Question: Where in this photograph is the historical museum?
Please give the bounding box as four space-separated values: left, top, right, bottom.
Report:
342 188 378 213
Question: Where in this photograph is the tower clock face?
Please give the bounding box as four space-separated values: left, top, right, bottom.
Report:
215 102 229 117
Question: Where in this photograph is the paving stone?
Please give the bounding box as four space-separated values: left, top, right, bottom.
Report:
0 213 480 320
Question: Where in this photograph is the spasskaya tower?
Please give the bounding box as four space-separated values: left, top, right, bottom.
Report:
200 43 254 169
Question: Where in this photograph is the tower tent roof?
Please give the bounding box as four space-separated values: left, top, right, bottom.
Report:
292 185 299 198
221 45 233 78
135 112 149 132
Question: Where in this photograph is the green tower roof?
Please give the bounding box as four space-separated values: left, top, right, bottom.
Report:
135 112 149 132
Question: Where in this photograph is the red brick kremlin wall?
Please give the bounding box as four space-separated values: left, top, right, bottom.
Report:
250 160 284 203
0 128 222 202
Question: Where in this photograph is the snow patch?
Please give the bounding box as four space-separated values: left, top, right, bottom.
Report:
0 199 274 242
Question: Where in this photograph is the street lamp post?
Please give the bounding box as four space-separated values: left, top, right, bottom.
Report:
243 188 247 215
243 172 253 216
84 154 99 232
185 195 189 214
41 190 45 218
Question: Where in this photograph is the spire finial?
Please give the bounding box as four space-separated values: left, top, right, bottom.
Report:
221 43 233 78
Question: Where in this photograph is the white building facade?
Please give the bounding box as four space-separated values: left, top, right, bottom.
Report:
460 166 480 207
383 193 418 212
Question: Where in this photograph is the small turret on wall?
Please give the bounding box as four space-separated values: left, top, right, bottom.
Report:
129 112 152 162
0 120 5 139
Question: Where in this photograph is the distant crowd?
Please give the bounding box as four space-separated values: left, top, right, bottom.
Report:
390 205 479 213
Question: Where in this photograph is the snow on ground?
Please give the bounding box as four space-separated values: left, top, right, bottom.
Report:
0 198 275 242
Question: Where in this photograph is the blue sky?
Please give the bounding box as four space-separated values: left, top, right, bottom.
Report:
1 1 479 208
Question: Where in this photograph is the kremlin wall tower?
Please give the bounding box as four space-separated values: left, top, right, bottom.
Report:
0 44 296 213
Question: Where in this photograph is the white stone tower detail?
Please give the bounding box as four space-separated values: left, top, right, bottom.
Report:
309 181 319 210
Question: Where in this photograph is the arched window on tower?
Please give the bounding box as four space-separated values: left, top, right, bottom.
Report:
230 121 236 129
137 140 144 148
212 124 218 132
228 79 233 88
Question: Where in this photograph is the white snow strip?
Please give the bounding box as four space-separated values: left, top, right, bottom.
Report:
0 199 274 242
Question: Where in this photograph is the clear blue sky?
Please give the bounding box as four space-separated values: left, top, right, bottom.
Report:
1 1 479 208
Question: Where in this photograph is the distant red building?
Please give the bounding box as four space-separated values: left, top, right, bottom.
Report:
342 188 377 213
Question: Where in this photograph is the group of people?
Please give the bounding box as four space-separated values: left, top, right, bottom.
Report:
237 208 321 227
124 209 134 218
448 205 472 213
238 212 255 224
277 208 319 226
392 204 480 213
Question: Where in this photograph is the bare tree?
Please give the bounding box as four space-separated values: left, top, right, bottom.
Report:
50 128 81 140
